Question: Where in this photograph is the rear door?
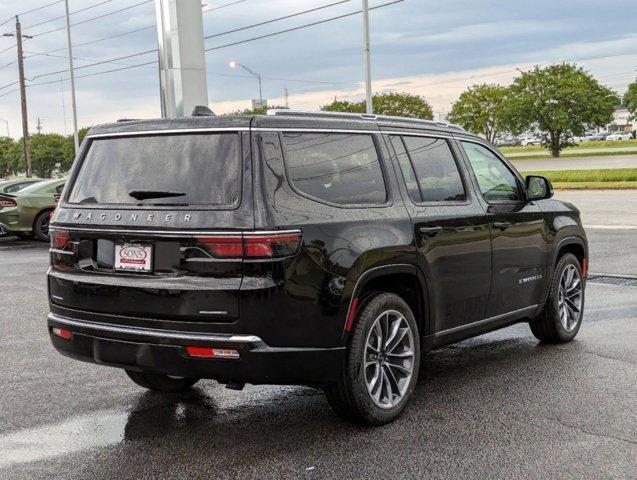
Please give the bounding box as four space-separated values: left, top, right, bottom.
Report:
385 132 491 333
457 140 547 318
50 129 253 325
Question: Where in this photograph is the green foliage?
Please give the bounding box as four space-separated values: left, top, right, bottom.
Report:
224 105 288 116
29 134 69 178
447 84 509 142
0 128 90 178
506 63 619 157
321 92 433 119
624 80 637 120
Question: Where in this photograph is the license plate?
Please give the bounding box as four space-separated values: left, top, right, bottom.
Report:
114 244 153 272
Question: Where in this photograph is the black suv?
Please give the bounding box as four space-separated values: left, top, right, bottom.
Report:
47 111 587 424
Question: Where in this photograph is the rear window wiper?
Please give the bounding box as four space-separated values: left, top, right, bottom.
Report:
128 190 186 201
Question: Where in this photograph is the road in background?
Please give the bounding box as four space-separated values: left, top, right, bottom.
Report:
511 154 637 170
556 190 637 276
507 147 637 158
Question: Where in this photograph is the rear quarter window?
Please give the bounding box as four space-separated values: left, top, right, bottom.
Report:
281 132 387 206
68 133 241 207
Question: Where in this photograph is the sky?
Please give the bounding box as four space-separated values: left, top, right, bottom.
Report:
0 0 635 138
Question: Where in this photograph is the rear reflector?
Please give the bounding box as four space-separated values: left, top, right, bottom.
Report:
185 346 240 359
344 297 359 332
582 258 588 278
0 198 16 208
196 231 302 259
51 327 72 339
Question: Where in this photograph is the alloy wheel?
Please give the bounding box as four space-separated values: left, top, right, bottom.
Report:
364 309 415 409
557 264 583 332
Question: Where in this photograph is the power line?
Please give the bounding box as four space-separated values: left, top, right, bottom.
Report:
0 1 64 28
204 0 351 40
0 43 17 56
31 0 153 38
0 87 18 98
203 0 249 13
204 0 405 52
23 0 116 30
27 48 157 81
25 25 156 58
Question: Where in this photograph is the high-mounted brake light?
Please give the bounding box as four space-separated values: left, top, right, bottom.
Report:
50 228 70 250
196 231 302 259
0 198 16 208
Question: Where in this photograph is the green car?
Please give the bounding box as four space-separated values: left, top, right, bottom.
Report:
0 178 66 240
0 178 42 194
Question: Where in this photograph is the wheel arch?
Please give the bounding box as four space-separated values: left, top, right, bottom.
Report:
342 264 429 340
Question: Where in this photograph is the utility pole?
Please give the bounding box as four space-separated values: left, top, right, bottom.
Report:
361 0 373 114
63 0 79 154
284 88 289 108
36 117 42 133
10 16 33 177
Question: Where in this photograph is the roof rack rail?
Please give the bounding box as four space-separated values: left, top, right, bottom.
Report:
265 109 464 131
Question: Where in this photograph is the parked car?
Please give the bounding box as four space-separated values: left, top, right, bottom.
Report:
517 135 541 146
587 132 609 141
47 111 588 425
0 178 65 240
606 131 633 141
0 178 41 194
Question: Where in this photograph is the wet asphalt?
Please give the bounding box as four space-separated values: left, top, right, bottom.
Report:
0 197 636 479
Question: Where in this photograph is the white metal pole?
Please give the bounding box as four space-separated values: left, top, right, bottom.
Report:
63 0 79 154
362 0 373 114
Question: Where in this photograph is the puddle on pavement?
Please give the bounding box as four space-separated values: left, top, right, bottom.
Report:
0 389 219 469
0 410 128 468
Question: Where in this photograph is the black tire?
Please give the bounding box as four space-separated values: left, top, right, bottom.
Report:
125 370 200 393
33 210 53 241
325 292 420 425
530 253 585 343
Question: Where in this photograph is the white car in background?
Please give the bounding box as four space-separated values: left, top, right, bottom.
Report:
606 132 633 141
518 135 542 146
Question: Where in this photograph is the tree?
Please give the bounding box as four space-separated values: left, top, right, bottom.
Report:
224 105 288 116
0 137 17 178
447 84 509 142
624 80 637 120
321 92 433 119
506 63 619 157
29 134 69 178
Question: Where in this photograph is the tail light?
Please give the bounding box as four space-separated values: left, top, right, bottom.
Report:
0 198 16 208
50 228 70 250
196 230 302 259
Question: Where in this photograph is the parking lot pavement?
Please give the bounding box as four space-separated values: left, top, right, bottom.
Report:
0 188 635 480
510 154 637 170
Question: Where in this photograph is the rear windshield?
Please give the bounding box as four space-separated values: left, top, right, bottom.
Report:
68 133 240 207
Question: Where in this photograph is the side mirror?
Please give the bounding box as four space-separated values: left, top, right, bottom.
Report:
525 175 553 201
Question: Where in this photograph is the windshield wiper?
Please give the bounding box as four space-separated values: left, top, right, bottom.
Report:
128 190 186 201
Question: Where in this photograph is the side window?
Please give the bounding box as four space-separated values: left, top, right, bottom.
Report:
5 183 23 193
389 136 421 203
461 141 521 202
281 132 387 206
400 136 466 202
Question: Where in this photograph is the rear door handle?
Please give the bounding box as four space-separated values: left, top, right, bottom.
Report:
418 226 442 236
492 221 511 231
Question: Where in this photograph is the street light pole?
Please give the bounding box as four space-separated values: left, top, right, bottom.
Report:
63 0 79 154
361 0 373 114
0 119 9 137
229 61 263 105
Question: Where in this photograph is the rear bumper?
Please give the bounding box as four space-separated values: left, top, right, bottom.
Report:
47 313 344 385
